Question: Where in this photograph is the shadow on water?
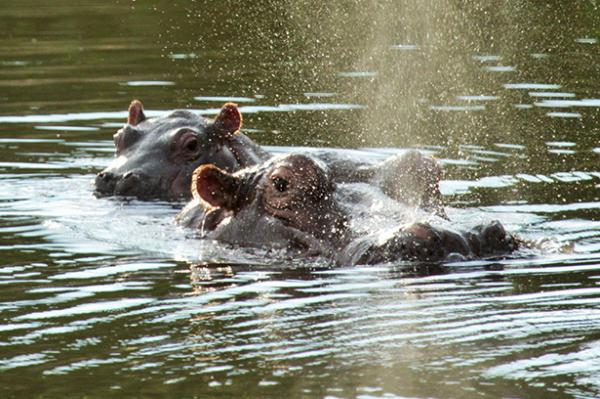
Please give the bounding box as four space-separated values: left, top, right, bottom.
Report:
1 0 600 398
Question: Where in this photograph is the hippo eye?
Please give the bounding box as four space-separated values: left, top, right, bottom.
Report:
185 138 199 152
173 129 202 157
272 176 289 192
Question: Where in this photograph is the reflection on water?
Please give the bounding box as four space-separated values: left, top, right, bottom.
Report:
1 0 600 398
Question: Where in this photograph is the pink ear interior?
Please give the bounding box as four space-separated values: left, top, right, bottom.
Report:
128 99 146 126
192 165 239 210
192 165 223 206
213 102 242 135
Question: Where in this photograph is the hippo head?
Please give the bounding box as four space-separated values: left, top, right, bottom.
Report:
95 100 266 200
186 154 349 255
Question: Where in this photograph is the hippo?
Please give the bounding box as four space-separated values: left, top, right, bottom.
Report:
175 154 518 265
94 100 445 215
95 100 269 200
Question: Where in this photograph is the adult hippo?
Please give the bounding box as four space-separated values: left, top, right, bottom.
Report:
176 154 518 265
95 100 444 215
95 100 269 200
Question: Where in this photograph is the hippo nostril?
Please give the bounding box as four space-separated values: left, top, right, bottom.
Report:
94 171 118 196
98 172 114 181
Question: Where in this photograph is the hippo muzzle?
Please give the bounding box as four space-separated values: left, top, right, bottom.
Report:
94 169 162 199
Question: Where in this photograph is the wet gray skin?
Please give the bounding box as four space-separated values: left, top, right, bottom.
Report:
94 100 269 200
95 100 446 211
176 154 518 265
315 149 447 218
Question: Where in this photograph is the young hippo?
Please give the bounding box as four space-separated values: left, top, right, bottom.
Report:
176 154 518 265
95 100 269 200
94 100 445 212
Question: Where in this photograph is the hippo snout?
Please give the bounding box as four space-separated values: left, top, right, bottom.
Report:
94 169 159 198
114 171 145 195
94 171 117 195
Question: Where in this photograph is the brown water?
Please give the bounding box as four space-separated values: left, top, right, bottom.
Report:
1 1 600 398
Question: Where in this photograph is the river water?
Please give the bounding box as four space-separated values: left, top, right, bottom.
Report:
1 1 600 398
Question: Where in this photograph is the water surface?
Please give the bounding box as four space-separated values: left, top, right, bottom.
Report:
1 1 600 398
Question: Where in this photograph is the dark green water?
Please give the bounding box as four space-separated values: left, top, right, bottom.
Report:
1 1 600 398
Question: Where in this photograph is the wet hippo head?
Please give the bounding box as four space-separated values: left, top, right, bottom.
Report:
95 100 267 200
188 154 349 253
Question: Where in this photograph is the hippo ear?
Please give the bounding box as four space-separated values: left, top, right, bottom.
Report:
212 102 242 137
192 164 241 210
128 100 146 126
